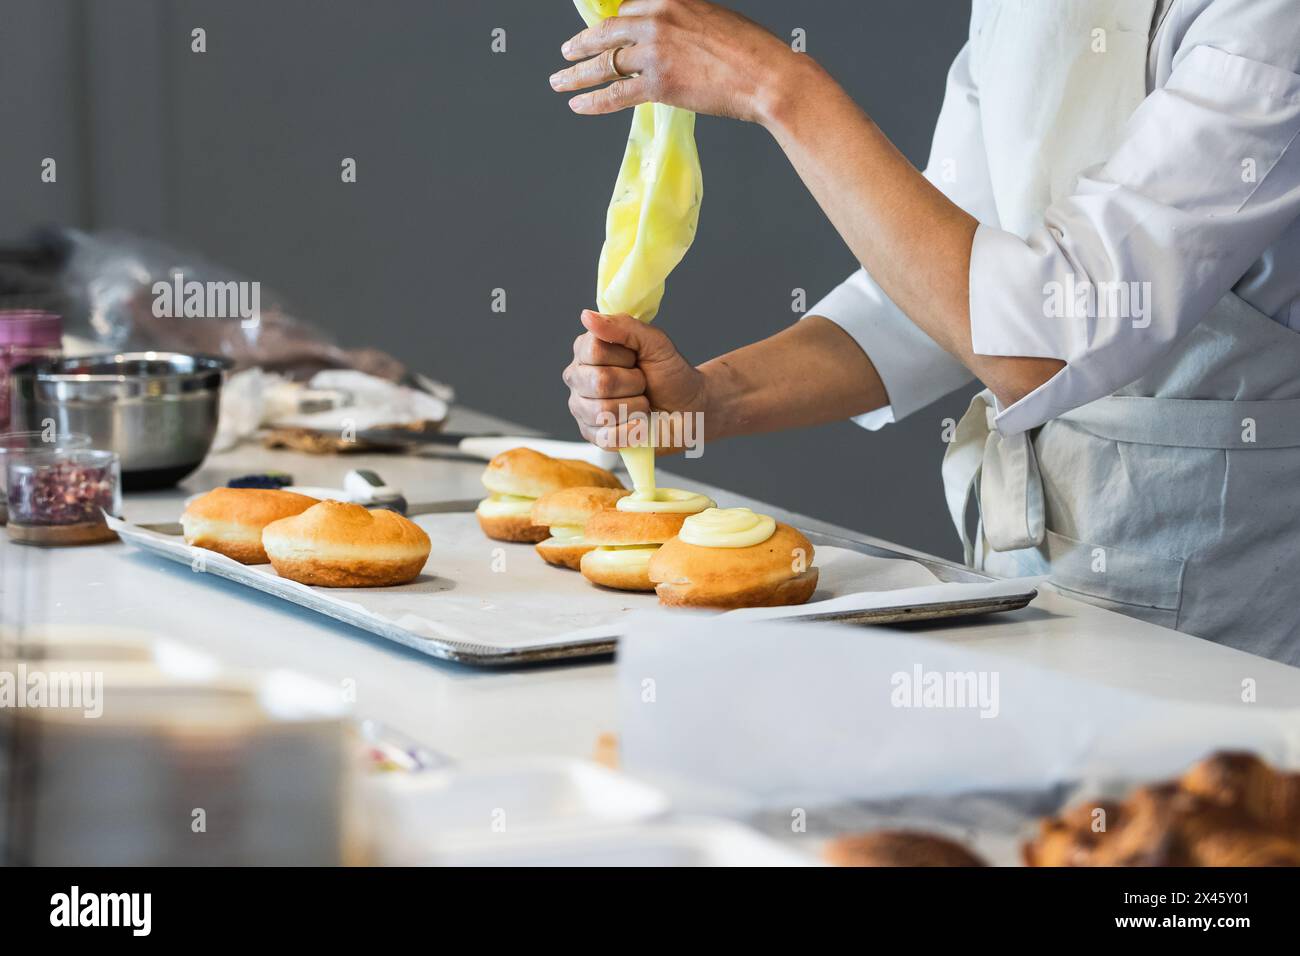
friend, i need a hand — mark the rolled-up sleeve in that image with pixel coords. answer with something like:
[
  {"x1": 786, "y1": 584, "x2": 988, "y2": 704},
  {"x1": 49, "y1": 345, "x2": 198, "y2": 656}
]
[
  {"x1": 972, "y1": 35, "x2": 1300, "y2": 434},
  {"x1": 805, "y1": 34, "x2": 994, "y2": 430}
]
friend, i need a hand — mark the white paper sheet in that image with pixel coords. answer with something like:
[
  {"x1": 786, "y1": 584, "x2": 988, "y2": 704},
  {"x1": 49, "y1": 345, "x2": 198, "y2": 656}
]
[
  {"x1": 110, "y1": 512, "x2": 1033, "y2": 655},
  {"x1": 615, "y1": 615, "x2": 1300, "y2": 810}
]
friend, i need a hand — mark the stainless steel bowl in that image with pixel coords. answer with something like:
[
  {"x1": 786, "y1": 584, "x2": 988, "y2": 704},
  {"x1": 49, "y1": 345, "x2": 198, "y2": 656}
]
[{"x1": 10, "y1": 352, "x2": 231, "y2": 489}]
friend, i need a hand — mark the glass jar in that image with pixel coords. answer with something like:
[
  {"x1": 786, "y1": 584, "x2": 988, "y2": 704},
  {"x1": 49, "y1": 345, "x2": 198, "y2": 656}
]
[
  {"x1": 0, "y1": 430, "x2": 92, "y2": 524},
  {"x1": 6, "y1": 448, "x2": 121, "y2": 545},
  {"x1": 0, "y1": 310, "x2": 63, "y2": 432}
]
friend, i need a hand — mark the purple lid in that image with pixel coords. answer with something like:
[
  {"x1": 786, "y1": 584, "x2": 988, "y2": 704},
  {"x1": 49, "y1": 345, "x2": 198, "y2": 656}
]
[{"x1": 0, "y1": 310, "x2": 62, "y2": 349}]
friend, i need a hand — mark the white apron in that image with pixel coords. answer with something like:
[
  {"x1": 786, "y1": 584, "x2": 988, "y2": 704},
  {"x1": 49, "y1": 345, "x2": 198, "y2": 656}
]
[{"x1": 943, "y1": 0, "x2": 1300, "y2": 664}]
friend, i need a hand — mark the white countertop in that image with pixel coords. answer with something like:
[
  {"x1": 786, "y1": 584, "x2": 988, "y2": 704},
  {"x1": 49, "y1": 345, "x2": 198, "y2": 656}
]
[{"x1": 5, "y1": 407, "x2": 1299, "y2": 766}]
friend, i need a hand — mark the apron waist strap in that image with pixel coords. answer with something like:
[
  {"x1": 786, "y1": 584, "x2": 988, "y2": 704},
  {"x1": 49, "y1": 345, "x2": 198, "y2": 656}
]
[
  {"x1": 942, "y1": 390, "x2": 1045, "y2": 565},
  {"x1": 1059, "y1": 395, "x2": 1300, "y2": 449},
  {"x1": 942, "y1": 388, "x2": 1300, "y2": 565}
]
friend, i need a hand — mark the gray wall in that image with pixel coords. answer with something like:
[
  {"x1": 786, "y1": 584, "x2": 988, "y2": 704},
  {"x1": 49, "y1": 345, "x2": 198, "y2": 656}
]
[{"x1": 3, "y1": 0, "x2": 976, "y2": 559}]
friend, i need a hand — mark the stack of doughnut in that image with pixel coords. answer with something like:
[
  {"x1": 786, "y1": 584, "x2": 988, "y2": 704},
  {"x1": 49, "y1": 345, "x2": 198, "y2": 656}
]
[
  {"x1": 530, "y1": 485, "x2": 630, "y2": 569},
  {"x1": 475, "y1": 448, "x2": 820, "y2": 610},
  {"x1": 579, "y1": 507, "x2": 700, "y2": 592},
  {"x1": 476, "y1": 447, "x2": 624, "y2": 543},
  {"x1": 181, "y1": 488, "x2": 430, "y2": 588}
]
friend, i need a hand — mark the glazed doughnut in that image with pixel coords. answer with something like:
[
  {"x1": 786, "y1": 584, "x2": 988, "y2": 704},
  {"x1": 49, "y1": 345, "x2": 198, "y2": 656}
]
[
  {"x1": 181, "y1": 487, "x2": 320, "y2": 564},
  {"x1": 530, "y1": 486, "x2": 631, "y2": 570},
  {"x1": 477, "y1": 447, "x2": 623, "y2": 543},
  {"x1": 263, "y1": 500, "x2": 431, "y2": 587}
]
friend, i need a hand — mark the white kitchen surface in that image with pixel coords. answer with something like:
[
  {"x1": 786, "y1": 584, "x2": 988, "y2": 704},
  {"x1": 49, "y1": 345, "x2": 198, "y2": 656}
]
[{"x1": 4, "y1": 405, "x2": 1299, "y2": 767}]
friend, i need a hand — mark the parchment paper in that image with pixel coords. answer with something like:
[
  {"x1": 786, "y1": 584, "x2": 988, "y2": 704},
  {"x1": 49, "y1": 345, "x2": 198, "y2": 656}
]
[
  {"x1": 110, "y1": 512, "x2": 1032, "y2": 653},
  {"x1": 615, "y1": 614, "x2": 1300, "y2": 811}
]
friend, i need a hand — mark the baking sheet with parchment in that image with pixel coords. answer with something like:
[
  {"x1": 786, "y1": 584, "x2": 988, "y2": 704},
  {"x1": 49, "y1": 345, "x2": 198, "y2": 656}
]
[{"x1": 110, "y1": 512, "x2": 1034, "y2": 658}]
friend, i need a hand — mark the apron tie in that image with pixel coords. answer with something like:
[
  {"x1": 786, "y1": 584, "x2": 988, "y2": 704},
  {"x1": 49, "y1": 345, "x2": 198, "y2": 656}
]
[{"x1": 942, "y1": 389, "x2": 1045, "y2": 566}]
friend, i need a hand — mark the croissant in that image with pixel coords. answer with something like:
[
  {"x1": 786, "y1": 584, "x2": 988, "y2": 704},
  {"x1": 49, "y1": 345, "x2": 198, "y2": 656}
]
[
  {"x1": 1024, "y1": 752, "x2": 1300, "y2": 868},
  {"x1": 1178, "y1": 751, "x2": 1300, "y2": 832}
]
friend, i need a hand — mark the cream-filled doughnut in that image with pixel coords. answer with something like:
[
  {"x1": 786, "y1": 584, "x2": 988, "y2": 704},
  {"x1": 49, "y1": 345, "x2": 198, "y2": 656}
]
[
  {"x1": 616, "y1": 486, "x2": 715, "y2": 514},
  {"x1": 649, "y1": 508, "x2": 818, "y2": 609},
  {"x1": 678, "y1": 506, "x2": 777, "y2": 547},
  {"x1": 263, "y1": 500, "x2": 431, "y2": 587},
  {"x1": 181, "y1": 487, "x2": 320, "y2": 564},
  {"x1": 530, "y1": 485, "x2": 631, "y2": 569},
  {"x1": 579, "y1": 496, "x2": 713, "y2": 592},
  {"x1": 476, "y1": 447, "x2": 623, "y2": 543}
]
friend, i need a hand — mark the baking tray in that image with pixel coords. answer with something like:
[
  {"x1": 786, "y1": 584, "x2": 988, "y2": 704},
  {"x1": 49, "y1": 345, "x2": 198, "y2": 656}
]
[{"x1": 108, "y1": 510, "x2": 1036, "y2": 667}]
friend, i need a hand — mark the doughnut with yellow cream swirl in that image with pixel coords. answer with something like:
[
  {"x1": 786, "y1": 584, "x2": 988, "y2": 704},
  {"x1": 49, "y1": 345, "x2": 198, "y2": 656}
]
[
  {"x1": 649, "y1": 519, "x2": 819, "y2": 610},
  {"x1": 679, "y1": 507, "x2": 776, "y2": 548}
]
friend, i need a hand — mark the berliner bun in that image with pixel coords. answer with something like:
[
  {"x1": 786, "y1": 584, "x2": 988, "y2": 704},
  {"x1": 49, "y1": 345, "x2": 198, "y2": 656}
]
[
  {"x1": 582, "y1": 509, "x2": 690, "y2": 547},
  {"x1": 531, "y1": 486, "x2": 630, "y2": 570},
  {"x1": 482, "y1": 448, "x2": 622, "y2": 498},
  {"x1": 579, "y1": 510, "x2": 691, "y2": 592},
  {"x1": 263, "y1": 500, "x2": 431, "y2": 587},
  {"x1": 476, "y1": 504, "x2": 550, "y2": 544},
  {"x1": 181, "y1": 487, "x2": 320, "y2": 564},
  {"x1": 648, "y1": 523, "x2": 818, "y2": 610},
  {"x1": 477, "y1": 448, "x2": 623, "y2": 543}
]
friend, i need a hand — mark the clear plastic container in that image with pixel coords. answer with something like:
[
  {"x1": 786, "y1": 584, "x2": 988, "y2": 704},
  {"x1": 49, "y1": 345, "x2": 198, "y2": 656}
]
[
  {"x1": 0, "y1": 310, "x2": 62, "y2": 431},
  {"x1": 5, "y1": 448, "x2": 120, "y2": 545},
  {"x1": 0, "y1": 430, "x2": 92, "y2": 524}
]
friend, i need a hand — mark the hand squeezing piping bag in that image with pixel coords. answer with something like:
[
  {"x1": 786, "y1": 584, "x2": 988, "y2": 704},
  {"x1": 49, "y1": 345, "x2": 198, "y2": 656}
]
[{"x1": 573, "y1": 0, "x2": 704, "y2": 505}]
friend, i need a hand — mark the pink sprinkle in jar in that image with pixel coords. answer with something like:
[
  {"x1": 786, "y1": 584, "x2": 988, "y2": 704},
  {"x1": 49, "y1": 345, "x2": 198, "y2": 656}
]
[{"x1": 6, "y1": 448, "x2": 121, "y2": 546}]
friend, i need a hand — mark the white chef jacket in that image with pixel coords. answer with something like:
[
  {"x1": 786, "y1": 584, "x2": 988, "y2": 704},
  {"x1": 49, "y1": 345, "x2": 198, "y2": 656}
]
[{"x1": 807, "y1": 0, "x2": 1300, "y2": 436}]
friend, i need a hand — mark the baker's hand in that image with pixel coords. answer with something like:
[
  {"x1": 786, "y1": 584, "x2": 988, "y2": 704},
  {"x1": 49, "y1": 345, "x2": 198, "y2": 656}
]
[
  {"x1": 564, "y1": 310, "x2": 707, "y2": 449},
  {"x1": 551, "y1": 0, "x2": 801, "y2": 123}
]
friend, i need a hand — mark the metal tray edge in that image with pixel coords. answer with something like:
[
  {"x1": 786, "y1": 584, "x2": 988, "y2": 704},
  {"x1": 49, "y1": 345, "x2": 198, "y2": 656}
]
[{"x1": 113, "y1": 520, "x2": 1036, "y2": 667}]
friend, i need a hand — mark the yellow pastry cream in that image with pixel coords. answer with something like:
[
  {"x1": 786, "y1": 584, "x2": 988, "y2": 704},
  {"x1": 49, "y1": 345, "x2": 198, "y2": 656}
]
[
  {"x1": 679, "y1": 507, "x2": 777, "y2": 548},
  {"x1": 620, "y1": 443, "x2": 657, "y2": 499},
  {"x1": 574, "y1": 0, "x2": 704, "y2": 508},
  {"x1": 588, "y1": 490, "x2": 712, "y2": 570},
  {"x1": 476, "y1": 493, "x2": 536, "y2": 517},
  {"x1": 582, "y1": 544, "x2": 660, "y2": 574},
  {"x1": 616, "y1": 487, "x2": 714, "y2": 514}
]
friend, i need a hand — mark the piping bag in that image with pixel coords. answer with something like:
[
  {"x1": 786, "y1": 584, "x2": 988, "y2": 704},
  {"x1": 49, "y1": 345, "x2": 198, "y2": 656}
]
[{"x1": 573, "y1": 0, "x2": 703, "y2": 501}]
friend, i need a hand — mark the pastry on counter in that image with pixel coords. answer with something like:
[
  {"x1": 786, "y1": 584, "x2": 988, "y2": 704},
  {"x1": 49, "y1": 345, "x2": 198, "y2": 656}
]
[
  {"x1": 579, "y1": 509, "x2": 694, "y2": 592},
  {"x1": 263, "y1": 500, "x2": 431, "y2": 587},
  {"x1": 1023, "y1": 751, "x2": 1300, "y2": 867},
  {"x1": 530, "y1": 486, "x2": 631, "y2": 569},
  {"x1": 823, "y1": 831, "x2": 988, "y2": 867},
  {"x1": 476, "y1": 448, "x2": 623, "y2": 543},
  {"x1": 578, "y1": 485, "x2": 715, "y2": 592},
  {"x1": 1179, "y1": 750, "x2": 1300, "y2": 831},
  {"x1": 181, "y1": 487, "x2": 320, "y2": 564},
  {"x1": 648, "y1": 507, "x2": 818, "y2": 609}
]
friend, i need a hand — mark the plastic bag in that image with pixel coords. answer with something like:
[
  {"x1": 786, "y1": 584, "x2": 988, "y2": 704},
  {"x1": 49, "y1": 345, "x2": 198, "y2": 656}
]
[
  {"x1": 573, "y1": 1, "x2": 706, "y2": 494},
  {"x1": 574, "y1": 2, "x2": 704, "y2": 323},
  {"x1": 53, "y1": 228, "x2": 408, "y2": 382}
]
